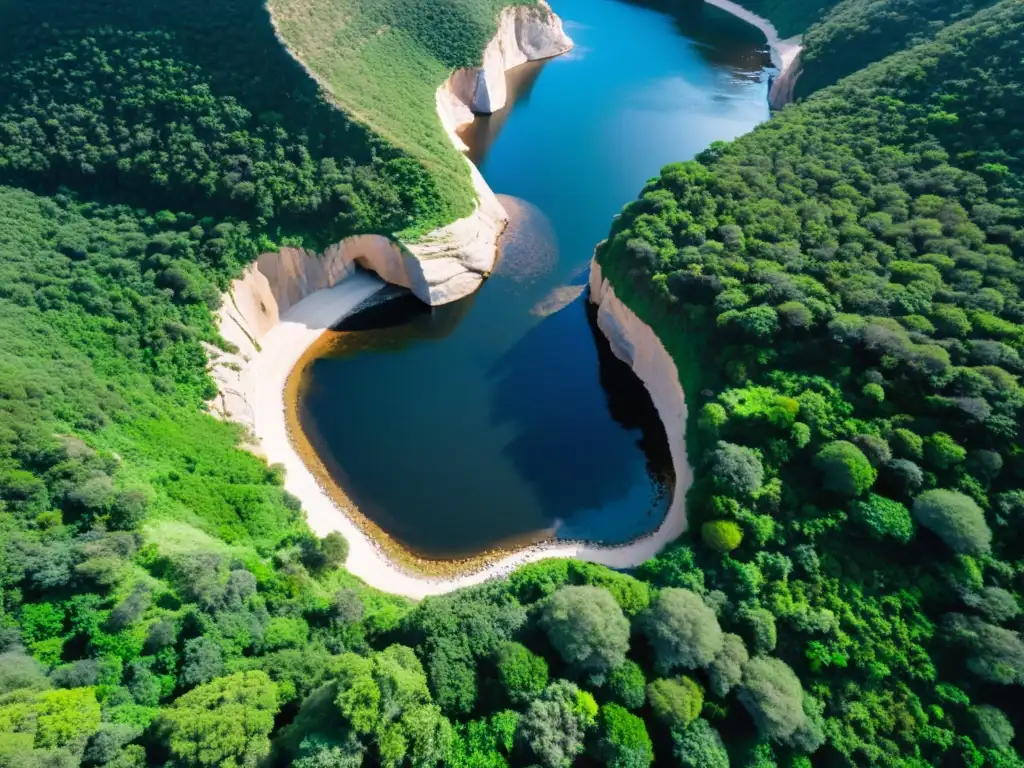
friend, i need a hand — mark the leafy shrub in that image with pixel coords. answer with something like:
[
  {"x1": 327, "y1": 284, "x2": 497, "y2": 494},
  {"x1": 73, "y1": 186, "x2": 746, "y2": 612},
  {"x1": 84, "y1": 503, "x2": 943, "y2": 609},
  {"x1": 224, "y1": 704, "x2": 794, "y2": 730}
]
[
  {"x1": 814, "y1": 441, "x2": 877, "y2": 497},
  {"x1": 701, "y1": 520, "x2": 743, "y2": 552},
  {"x1": 851, "y1": 494, "x2": 914, "y2": 542},
  {"x1": 912, "y1": 490, "x2": 992, "y2": 555}
]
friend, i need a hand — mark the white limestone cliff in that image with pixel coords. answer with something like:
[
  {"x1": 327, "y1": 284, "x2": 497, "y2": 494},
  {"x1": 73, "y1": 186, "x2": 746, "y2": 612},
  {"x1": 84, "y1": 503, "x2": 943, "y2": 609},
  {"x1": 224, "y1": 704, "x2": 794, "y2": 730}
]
[{"x1": 210, "y1": 2, "x2": 572, "y2": 427}]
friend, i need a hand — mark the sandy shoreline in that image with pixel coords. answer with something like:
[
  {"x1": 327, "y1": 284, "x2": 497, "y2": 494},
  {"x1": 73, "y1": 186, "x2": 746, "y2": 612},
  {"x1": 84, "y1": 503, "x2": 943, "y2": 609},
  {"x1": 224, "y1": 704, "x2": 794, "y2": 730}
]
[{"x1": 243, "y1": 261, "x2": 690, "y2": 599}]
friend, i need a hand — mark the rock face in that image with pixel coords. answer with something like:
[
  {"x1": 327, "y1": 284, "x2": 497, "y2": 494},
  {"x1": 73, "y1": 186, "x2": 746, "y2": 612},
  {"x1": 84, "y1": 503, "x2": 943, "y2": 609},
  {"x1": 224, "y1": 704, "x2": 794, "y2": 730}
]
[
  {"x1": 455, "y1": 2, "x2": 574, "y2": 114},
  {"x1": 768, "y1": 50, "x2": 803, "y2": 109},
  {"x1": 588, "y1": 257, "x2": 691, "y2": 545}
]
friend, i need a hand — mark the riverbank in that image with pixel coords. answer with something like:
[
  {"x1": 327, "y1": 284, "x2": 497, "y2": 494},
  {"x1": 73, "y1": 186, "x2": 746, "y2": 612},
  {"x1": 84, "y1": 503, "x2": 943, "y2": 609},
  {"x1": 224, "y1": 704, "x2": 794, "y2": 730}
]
[
  {"x1": 703, "y1": 0, "x2": 803, "y2": 107},
  {"x1": 210, "y1": 254, "x2": 691, "y2": 598}
]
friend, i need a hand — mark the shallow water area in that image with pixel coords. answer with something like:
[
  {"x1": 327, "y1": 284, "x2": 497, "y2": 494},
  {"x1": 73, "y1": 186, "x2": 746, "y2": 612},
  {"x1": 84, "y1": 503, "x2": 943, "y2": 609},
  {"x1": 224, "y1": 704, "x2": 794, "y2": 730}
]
[{"x1": 295, "y1": 0, "x2": 772, "y2": 560}]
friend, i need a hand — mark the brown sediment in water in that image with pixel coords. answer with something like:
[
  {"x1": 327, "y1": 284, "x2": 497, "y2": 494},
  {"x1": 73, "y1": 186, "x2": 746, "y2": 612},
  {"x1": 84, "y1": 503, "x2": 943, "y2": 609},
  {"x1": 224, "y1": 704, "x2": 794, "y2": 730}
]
[{"x1": 283, "y1": 327, "x2": 557, "y2": 578}]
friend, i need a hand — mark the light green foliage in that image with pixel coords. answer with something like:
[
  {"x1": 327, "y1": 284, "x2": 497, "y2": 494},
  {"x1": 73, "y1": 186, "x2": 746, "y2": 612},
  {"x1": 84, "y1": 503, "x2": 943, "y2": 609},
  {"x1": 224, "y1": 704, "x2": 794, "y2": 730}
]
[
  {"x1": 159, "y1": 671, "x2": 279, "y2": 767},
  {"x1": 891, "y1": 429, "x2": 925, "y2": 461},
  {"x1": 639, "y1": 589, "x2": 724, "y2": 674},
  {"x1": 738, "y1": 658, "x2": 823, "y2": 752},
  {"x1": 672, "y1": 719, "x2": 729, "y2": 768},
  {"x1": 924, "y1": 432, "x2": 967, "y2": 470},
  {"x1": 329, "y1": 645, "x2": 452, "y2": 766},
  {"x1": 701, "y1": 520, "x2": 744, "y2": 552},
  {"x1": 699, "y1": 403, "x2": 728, "y2": 433},
  {"x1": 517, "y1": 681, "x2": 595, "y2": 768},
  {"x1": 261, "y1": 617, "x2": 311, "y2": 652},
  {"x1": 495, "y1": 642, "x2": 548, "y2": 705},
  {"x1": 708, "y1": 633, "x2": 749, "y2": 697},
  {"x1": 971, "y1": 705, "x2": 1015, "y2": 751},
  {"x1": 18, "y1": 604, "x2": 64, "y2": 645},
  {"x1": 814, "y1": 441, "x2": 877, "y2": 497},
  {"x1": 913, "y1": 490, "x2": 992, "y2": 555},
  {"x1": 646, "y1": 677, "x2": 704, "y2": 730},
  {"x1": 0, "y1": 687, "x2": 101, "y2": 754},
  {"x1": 447, "y1": 714, "x2": 518, "y2": 768},
  {"x1": 605, "y1": 660, "x2": 646, "y2": 710},
  {"x1": 540, "y1": 586, "x2": 630, "y2": 680},
  {"x1": 595, "y1": 703, "x2": 653, "y2": 768},
  {"x1": 851, "y1": 494, "x2": 914, "y2": 542}
]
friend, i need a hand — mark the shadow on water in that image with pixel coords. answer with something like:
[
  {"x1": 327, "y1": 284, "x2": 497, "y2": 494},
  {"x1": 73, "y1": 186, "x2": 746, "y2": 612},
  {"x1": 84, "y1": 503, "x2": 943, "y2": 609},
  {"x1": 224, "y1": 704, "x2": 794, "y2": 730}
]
[{"x1": 487, "y1": 294, "x2": 672, "y2": 536}]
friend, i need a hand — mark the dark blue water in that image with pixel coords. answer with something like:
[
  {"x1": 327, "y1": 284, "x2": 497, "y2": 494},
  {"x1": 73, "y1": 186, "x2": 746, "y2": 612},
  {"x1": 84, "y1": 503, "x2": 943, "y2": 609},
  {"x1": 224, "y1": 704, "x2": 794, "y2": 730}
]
[{"x1": 298, "y1": 0, "x2": 771, "y2": 559}]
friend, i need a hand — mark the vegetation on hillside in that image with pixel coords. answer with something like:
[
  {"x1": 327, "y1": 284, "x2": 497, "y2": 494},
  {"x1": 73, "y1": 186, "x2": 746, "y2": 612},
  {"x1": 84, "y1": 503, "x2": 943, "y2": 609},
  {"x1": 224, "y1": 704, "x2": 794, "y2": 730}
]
[
  {"x1": 268, "y1": 0, "x2": 538, "y2": 235},
  {"x1": 597, "y1": 0, "x2": 1024, "y2": 763},
  {"x1": 2, "y1": 0, "x2": 1023, "y2": 764},
  {"x1": 0, "y1": 0, "x2": 468, "y2": 244},
  {"x1": 795, "y1": 0, "x2": 1000, "y2": 98}
]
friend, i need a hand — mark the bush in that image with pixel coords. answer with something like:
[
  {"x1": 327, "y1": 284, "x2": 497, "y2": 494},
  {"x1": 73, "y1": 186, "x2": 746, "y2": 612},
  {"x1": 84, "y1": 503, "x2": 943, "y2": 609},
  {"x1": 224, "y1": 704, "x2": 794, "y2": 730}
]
[
  {"x1": 912, "y1": 490, "x2": 992, "y2": 555},
  {"x1": 159, "y1": 671, "x2": 279, "y2": 767},
  {"x1": 924, "y1": 432, "x2": 967, "y2": 470},
  {"x1": 539, "y1": 587, "x2": 630, "y2": 681},
  {"x1": 180, "y1": 637, "x2": 225, "y2": 687},
  {"x1": 605, "y1": 660, "x2": 646, "y2": 710},
  {"x1": 850, "y1": 494, "x2": 914, "y2": 542},
  {"x1": 639, "y1": 589, "x2": 723, "y2": 674},
  {"x1": 647, "y1": 677, "x2": 703, "y2": 730},
  {"x1": 814, "y1": 441, "x2": 877, "y2": 497},
  {"x1": 595, "y1": 703, "x2": 653, "y2": 768},
  {"x1": 738, "y1": 657, "x2": 823, "y2": 752},
  {"x1": 708, "y1": 442, "x2": 764, "y2": 497},
  {"x1": 672, "y1": 719, "x2": 729, "y2": 768},
  {"x1": 518, "y1": 681, "x2": 595, "y2": 768},
  {"x1": 971, "y1": 705, "x2": 1014, "y2": 751},
  {"x1": 701, "y1": 520, "x2": 743, "y2": 552},
  {"x1": 708, "y1": 633, "x2": 749, "y2": 696},
  {"x1": 496, "y1": 642, "x2": 548, "y2": 705}
]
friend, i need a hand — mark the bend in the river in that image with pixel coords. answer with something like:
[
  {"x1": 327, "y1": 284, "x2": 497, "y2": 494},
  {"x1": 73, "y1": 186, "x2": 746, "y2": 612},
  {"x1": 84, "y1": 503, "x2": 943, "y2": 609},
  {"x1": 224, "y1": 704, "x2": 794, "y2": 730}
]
[{"x1": 290, "y1": 0, "x2": 774, "y2": 576}]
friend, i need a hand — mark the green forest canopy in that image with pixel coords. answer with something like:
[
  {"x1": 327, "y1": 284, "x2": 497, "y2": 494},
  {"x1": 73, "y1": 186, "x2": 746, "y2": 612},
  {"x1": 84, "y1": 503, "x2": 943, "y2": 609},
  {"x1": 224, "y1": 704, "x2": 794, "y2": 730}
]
[{"x1": 0, "y1": 0, "x2": 1023, "y2": 765}]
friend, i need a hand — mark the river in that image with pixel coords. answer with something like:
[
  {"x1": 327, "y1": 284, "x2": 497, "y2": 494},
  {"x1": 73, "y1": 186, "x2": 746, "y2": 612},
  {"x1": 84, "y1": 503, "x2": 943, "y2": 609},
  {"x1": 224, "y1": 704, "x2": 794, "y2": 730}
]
[{"x1": 294, "y1": 0, "x2": 771, "y2": 560}]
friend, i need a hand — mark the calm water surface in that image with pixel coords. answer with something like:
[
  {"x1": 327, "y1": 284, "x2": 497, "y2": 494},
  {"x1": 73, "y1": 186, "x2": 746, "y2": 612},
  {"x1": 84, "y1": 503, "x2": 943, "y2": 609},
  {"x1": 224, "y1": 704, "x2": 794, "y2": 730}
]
[{"x1": 297, "y1": 0, "x2": 771, "y2": 559}]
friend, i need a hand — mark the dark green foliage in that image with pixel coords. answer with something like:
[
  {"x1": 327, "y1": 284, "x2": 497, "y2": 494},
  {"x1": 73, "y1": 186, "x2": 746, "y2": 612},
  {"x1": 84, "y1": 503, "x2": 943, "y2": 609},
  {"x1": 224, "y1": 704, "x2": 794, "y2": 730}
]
[
  {"x1": 539, "y1": 586, "x2": 630, "y2": 681},
  {"x1": 797, "y1": 0, "x2": 999, "y2": 98},
  {"x1": 595, "y1": 703, "x2": 654, "y2": 768},
  {"x1": 912, "y1": 489, "x2": 992, "y2": 555},
  {"x1": 708, "y1": 442, "x2": 764, "y2": 497},
  {"x1": 604, "y1": 660, "x2": 646, "y2": 710},
  {"x1": 595, "y1": 1, "x2": 1024, "y2": 761},
  {"x1": 971, "y1": 705, "x2": 1015, "y2": 751}
]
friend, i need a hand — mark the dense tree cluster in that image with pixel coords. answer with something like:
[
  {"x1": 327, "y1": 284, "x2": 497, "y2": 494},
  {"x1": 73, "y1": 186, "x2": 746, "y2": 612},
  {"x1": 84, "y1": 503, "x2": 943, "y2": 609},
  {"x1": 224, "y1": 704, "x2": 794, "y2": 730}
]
[
  {"x1": 796, "y1": 0, "x2": 999, "y2": 98},
  {"x1": 1, "y1": 0, "x2": 1023, "y2": 763},
  {"x1": 596, "y1": 0, "x2": 1024, "y2": 763}
]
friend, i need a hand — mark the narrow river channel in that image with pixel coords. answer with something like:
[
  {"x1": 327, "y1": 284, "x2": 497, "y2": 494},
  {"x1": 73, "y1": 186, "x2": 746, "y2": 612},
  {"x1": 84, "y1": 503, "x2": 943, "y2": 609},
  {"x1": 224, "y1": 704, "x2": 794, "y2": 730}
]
[{"x1": 294, "y1": 0, "x2": 772, "y2": 560}]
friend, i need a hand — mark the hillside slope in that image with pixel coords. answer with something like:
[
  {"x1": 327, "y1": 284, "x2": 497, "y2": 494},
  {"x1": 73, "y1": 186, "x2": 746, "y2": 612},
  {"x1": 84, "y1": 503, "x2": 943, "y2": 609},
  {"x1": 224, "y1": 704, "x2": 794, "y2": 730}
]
[{"x1": 598, "y1": 0, "x2": 1024, "y2": 763}]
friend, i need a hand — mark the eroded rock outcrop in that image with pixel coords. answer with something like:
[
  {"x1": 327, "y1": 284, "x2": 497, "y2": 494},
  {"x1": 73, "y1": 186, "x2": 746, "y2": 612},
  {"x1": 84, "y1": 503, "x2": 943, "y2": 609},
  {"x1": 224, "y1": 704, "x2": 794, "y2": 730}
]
[{"x1": 588, "y1": 257, "x2": 690, "y2": 546}]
